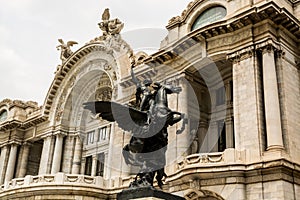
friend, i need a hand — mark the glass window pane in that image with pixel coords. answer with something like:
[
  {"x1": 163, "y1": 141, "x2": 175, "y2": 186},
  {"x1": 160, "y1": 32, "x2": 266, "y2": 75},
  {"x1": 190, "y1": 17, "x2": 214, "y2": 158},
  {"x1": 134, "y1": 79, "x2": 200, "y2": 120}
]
[{"x1": 192, "y1": 6, "x2": 227, "y2": 31}]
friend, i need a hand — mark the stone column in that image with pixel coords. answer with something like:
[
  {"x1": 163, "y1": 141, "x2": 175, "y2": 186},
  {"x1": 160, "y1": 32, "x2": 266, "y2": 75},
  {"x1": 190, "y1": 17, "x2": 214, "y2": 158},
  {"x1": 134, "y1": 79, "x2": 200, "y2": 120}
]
[
  {"x1": 230, "y1": 48, "x2": 262, "y2": 162},
  {"x1": 262, "y1": 46, "x2": 284, "y2": 150},
  {"x1": 39, "y1": 135, "x2": 53, "y2": 175},
  {"x1": 91, "y1": 155, "x2": 97, "y2": 176},
  {"x1": 106, "y1": 123, "x2": 114, "y2": 179},
  {"x1": 198, "y1": 120, "x2": 209, "y2": 153},
  {"x1": 225, "y1": 81, "x2": 232, "y2": 104},
  {"x1": 225, "y1": 81, "x2": 234, "y2": 149},
  {"x1": 176, "y1": 76, "x2": 191, "y2": 158},
  {"x1": 208, "y1": 121, "x2": 218, "y2": 152},
  {"x1": 71, "y1": 136, "x2": 83, "y2": 174},
  {"x1": 4, "y1": 144, "x2": 18, "y2": 183},
  {"x1": 103, "y1": 151, "x2": 109, "y2": 179},
  {"x1": 62, "y1": 135, "x2": 75, "y2": 174},
  {"x1": 225, "y1": 117, "x2": 234, "y2": 148},
  {"x1": 0, "y1": 145, "x2": 9, "y2": 184},
  {"x1": 80, "y1": 157, "x2": 86, "y2": 175},
  {"x1": 16, "y1": 143, "x2": 31, "y2": 178},
  {"x1": 51, "y1": 133, "x2": 64, "y2": 174}
]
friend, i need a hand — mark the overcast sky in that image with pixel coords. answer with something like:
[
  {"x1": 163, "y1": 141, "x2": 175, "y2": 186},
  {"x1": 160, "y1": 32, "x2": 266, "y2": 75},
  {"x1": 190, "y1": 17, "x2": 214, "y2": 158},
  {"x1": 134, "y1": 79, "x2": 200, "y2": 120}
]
[{"x1": 0, "y1": 0, "x2": 191, "y2": 104}]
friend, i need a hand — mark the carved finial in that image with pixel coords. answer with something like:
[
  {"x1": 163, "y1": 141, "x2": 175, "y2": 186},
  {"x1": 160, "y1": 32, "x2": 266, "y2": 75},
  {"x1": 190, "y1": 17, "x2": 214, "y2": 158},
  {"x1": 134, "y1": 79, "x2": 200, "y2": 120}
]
[
  {"x1": 56, "y1": 39, "x2": 78, "y2": 63},
  {"x1": 98, "y1": 8, "x2": 124, "y2": 39}
]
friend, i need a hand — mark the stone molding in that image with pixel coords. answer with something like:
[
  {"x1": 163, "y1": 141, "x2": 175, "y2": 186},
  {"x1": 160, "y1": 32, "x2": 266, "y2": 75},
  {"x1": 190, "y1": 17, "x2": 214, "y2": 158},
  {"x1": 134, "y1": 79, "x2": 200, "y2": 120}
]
[
  {"x1": 177, "y1": 152, "x2": 224, "y2": 170},
  {"x1": 256, "y1": 38, "x2": 281, "y2": 53},
  {"x1": 167, "y1": 1, "x2": 300, "y2": 40},
  {"x1": 0, "y1": 99, "x2": 39, "y2": 110},
  {"x1": 167, "y1": 0, "x2": 208, "y2": 29},
  {"x1": 162, "y1": 1, "x2": 300, "y2": 67},
  {"x1": 167, "y1": 158, "x2": 300, "y2": 194},
  {"x1": 45, "y1": 33, "x2": 133, "y2": 119},
  {"x1": 120, "y1": 66, "x2": 157, "y2": 88},
  {"x1": 0, "y1": 173, "x2": 132, "y2": 192},
  {"x1": 227, "y1": 38, "x2": 285, "y2": 63},
  {"x1": 227, "y1": 45, "x2": 255, "y2": 63},
  {"x1": 184, "y1": 189, "x2": 225, "y2": 200},
  {"x1": 0, "y1": 157, "x2": 299, "y2": 199}
]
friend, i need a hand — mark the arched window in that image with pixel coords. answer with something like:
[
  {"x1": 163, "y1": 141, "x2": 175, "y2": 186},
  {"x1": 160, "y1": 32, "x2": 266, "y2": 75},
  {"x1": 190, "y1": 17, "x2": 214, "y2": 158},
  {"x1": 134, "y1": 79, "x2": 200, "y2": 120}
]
[
  {"x1": 0, "y1": 110, "x2": 7, "y2": 122},
  {"x1": 191, "y1": 6, "x2": 227, "y2": 31}
]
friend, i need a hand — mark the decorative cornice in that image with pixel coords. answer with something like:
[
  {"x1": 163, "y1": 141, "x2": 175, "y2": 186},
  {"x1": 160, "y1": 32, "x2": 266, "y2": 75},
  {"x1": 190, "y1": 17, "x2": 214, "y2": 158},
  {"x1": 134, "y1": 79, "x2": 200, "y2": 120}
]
[
  {"x1": 120, "y1": 67, "x2": 157, "y2": 88},
  {"x1": 0, "y1": 115, "x2": 47, "y2": 131},
  {"x1": 149, "y1": 2, "x2": 300, "y2": 70},
  {"x1": 0, "y1": 120, "x2": 22, "y2": 132},
  {"x1": 227, "y1": 38, "x2": 285, "y2": 63},
  {"x1": 167, "y1": 0, "x2": 203, "y2": 29},
  {"x1": 167, "y1": 1, "x2": 300, "y2": 41},
  {"x1": 0, "y1": 99, "x2": 39, "y2": 110}
]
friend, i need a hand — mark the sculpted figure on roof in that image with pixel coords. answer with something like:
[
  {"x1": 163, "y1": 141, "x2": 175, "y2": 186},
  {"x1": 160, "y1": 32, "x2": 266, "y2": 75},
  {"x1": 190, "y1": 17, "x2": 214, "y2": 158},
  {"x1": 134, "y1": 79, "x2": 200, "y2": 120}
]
[
  {"x1": 56, "y1": 39, "x2": 78, "y2": 63},
  {"x1": 98, "y1": 8, "x2": 124, "y2": 39}
]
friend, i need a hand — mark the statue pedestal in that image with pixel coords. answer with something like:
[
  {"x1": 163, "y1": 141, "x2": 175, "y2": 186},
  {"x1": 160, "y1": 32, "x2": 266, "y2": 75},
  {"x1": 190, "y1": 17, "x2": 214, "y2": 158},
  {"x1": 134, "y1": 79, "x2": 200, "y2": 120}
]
[{"x1": 117, "y1": 186, "x2": 185, "y2": 200}]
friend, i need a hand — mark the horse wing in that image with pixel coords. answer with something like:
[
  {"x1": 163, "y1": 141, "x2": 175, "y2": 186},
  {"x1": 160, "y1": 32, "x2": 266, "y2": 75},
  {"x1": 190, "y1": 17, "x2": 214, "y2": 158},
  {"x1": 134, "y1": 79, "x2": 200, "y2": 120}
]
[
  {"x1": 67, "y1": 41, "x2": 78, "y2": 47},
  {"x1": 83, "y1": 101, "x2": 148, "y2": 132}
]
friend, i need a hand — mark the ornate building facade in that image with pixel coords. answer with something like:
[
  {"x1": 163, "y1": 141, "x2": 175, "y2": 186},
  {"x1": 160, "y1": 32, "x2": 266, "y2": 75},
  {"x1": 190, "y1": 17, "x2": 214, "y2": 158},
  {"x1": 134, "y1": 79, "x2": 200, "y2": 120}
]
[{"x1": 0, "y1": 0, "x2": 299, "y2": 199}]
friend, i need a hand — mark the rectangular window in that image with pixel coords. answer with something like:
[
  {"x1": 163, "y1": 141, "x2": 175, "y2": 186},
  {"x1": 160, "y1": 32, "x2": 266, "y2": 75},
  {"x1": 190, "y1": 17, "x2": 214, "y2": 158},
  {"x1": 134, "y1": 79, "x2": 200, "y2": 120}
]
[
  {"x1": 98, "y1": 127, "x2": 107, "y2": 141},
  {"x1": 216, "y1": 87, "x2": 226, "y2": 106},
  {"x1": 86, "y1": 130, "x2": 95, "y2": 144},
  {"x1": 96, "y1": 153, "x2": 105, "y2": 177}
]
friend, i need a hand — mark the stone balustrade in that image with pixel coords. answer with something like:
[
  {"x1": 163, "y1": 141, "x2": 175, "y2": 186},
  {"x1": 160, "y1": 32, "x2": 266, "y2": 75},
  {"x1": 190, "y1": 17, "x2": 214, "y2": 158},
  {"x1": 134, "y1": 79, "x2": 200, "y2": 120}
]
[
  {"x1": 0, "y1": 173, "x2": 135, "y2": 192},
  {"x1": 0, "y1": 149, "x2": 245, "y2": 192},
  {"x1": 176, "y1": 148, "x2": 246, "y2": 170}
]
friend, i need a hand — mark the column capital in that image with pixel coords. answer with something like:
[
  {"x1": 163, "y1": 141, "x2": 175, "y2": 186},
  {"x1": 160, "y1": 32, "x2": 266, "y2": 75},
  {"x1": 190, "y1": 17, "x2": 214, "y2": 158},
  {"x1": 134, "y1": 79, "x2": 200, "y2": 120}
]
[
  {"x1": 225, "y1": 116, "x2": 233, "y2": 123},
  {"x1": 22, "y1": 141, "x2": 33, "y2": 146},
  {"x1": 8, "y1": 141, "x2": 21, "y2": 146},
  {"x1": 256, "y1": 39, "x2": 281, "y2": 54},
  {"x1": 0, "y1": 143, "x2": 9, "y2": 149},
  {"x1": 41, "y1": 133, "x2": 53, "y2": 140},
  {"x1": 227, "y1": 45, "x2": 255, "y2": 64},
  {"x1": 53, "y1": 131, "x2": 67, "y2": 137}
]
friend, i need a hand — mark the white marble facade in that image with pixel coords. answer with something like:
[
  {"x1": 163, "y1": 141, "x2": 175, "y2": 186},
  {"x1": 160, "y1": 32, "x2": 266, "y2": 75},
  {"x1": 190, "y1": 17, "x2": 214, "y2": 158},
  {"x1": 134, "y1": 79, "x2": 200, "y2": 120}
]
[{"x1": 0, "y1": 0, "x2": 300, "y2": 199}]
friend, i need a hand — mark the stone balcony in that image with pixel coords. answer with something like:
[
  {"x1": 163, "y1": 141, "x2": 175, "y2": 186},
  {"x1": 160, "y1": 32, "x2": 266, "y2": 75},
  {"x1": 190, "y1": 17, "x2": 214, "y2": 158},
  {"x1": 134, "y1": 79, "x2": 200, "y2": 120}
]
[
  {"x1": 0, "y1": 173, "x2": 136, "y2": 199},
  {"x1": 0, "y1": 149, "x2": 299, "y2": 199}
]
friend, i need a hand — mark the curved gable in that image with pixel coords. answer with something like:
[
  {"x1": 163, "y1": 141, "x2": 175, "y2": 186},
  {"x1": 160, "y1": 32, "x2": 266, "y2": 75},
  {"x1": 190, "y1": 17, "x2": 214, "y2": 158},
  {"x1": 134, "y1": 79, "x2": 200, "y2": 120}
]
[
  {"x1": 167, "y1": 0, "x2": 227, "y2": 30},
  {"x1": 42, "y1": 37, "x2": 133, "y2": 125}
]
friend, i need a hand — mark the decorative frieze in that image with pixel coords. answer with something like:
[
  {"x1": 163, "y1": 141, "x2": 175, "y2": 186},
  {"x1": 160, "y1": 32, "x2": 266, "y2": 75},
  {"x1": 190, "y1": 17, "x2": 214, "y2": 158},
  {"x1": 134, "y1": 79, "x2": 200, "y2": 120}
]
[
  {"x1": 177, "y1": 152, "x2": 224, "y2": 170},
  {"x1": 208, "y1": 28, "x2": 252, "y2": 52}
]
